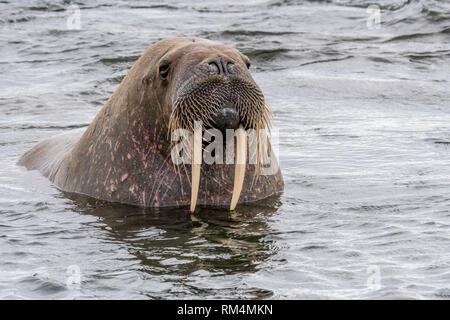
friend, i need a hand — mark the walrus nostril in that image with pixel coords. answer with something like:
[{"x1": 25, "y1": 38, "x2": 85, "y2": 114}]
[
  {"x1": 227, "y1": 62, "x2": 237, "y2": 74},
  {"x1": 208, "y1": 62, "x2": 220, "y2": 74},
  {"x1": 214, "y1": 107, "x2": 240, "y2": 131}
]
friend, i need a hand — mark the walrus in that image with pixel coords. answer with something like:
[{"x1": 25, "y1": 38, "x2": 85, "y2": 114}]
[{"x1": 18, "y1": 37, "x2": 284, "y2": 211}]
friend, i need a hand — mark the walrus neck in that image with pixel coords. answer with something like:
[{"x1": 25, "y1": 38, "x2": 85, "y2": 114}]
[{"x1": 76, "y1": 72, "x2": 172, "y2": 160}]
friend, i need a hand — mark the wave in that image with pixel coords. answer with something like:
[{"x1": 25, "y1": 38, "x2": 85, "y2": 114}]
[{"x1": 243, "y1": 48, "x2": 291, "y2": 61}]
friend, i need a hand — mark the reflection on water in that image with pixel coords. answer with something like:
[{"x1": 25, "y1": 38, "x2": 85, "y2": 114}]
[{"x1": 64, "y1": 193, "x2": 282, "y2": 299}]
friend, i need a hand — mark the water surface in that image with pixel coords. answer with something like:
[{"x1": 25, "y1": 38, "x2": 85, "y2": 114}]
[{"x1": 0, "y1": 0, "x2": 449, "y2": 299}]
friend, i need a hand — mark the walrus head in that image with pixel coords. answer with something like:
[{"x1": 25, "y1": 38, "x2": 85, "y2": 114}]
[
  {"x1": 166, "y1": 41, "x2": 270, "y2": 134},
  {"x1": 19, "y1": 37, "x2": 283, "y2": 211},
  {"x1": 140, "y1": 38, "x2": 272, "y2": 211}
]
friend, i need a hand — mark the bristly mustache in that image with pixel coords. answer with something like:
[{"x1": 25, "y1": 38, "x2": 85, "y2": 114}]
[
  {"x1": 167, "y1": 77, "x2": 272, "y2": 212},
  {"x1": 168, "y1": 78, "x2": 271, "y2": 135}
]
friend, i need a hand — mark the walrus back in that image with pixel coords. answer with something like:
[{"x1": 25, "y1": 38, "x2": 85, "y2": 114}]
[{"x1": 18, "y1": 129, "x2": 84, "y2": 181}]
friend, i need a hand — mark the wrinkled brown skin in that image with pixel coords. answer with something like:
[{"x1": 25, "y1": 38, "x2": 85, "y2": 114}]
[{"x1": 18, "y1": 37, "x2": 284, "y2": 208}]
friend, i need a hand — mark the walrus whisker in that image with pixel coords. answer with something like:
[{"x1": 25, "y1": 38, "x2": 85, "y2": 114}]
[{"x1": 169, "y1": 77, "x2": 273, "y2": 190}]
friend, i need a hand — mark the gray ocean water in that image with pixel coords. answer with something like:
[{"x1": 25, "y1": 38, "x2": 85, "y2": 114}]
[{"x1": 1, "y1": 0, "x2": 449, "y2": 299}]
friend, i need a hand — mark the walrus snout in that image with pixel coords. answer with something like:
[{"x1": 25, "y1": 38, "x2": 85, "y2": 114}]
[
  {"x1": 205, "y1": 56, "x2": 237, "y2": 76},
  {"x1": 213, "y1": 107, "x2": 240, "y2": 131}
]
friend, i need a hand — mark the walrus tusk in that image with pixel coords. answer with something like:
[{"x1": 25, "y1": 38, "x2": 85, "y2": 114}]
[
  {"x1": 190, "y1": 124, "x2": 202, "y2": 212},
  {"x1": 230, "y1": 124, "x2": 247, "y2": 211}
]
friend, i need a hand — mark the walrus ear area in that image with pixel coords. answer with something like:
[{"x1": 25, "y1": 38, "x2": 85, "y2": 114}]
[{"x1": 240, "y1": 53, "x2": 251, "y2": 69}]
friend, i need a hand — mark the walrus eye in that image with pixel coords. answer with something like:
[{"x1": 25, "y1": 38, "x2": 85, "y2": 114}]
[
  {"x1": 159, "y1": 61, "x2": 170, "y2": 79},
  {"x1": 245, "y1": 61, "x2": 251, "y2": 69}
]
